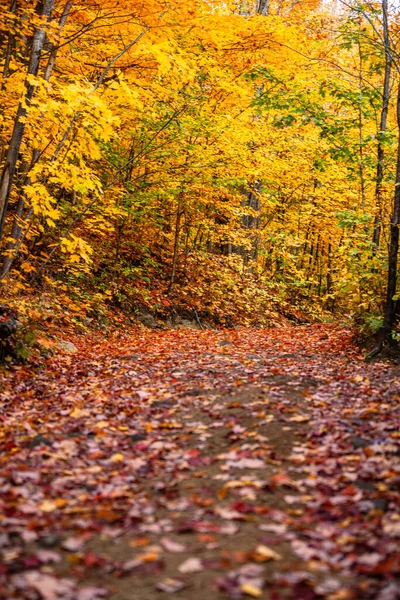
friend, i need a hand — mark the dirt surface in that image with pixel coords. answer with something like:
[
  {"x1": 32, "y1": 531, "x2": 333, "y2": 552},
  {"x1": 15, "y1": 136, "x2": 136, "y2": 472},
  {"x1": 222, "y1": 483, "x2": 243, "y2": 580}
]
[{"x1": 0, "y1": 325, "x2": 399, "y2": 600}]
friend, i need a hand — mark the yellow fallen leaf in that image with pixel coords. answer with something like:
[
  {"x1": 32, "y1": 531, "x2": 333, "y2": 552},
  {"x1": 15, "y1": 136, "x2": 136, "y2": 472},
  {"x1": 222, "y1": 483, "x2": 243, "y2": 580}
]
[
  {"x1": 328, "y1": 591, "x2": 356, "y2": 600},
  {"x1": 289, "y1": 415, "x2": 310, "y2": 423},
  {"x1": 111, "y1": 453, "x2": 124, "y2": 462},
  {"x1": 241, "y1": 583, "x2": 263, "y2": 597},
  {"x1": 225, "y1": 480, "x2": 247, "y2": 489},
  {"x1": 95, "y1": 420, "x2": 110, "y2": 429},
  {"x1": 40, "y1": 500, "x2": 58, "y2": 512},
  {"x1": 69, "y1": 407, "x2": 84, "y2": 418},
  {"x1": 375, "y1": 483, "x2": 388, "y2": 492},
  {"x1": 254, "y1": 544, "x2": 281, "y2": 561},
  {"x1": 86, "y1": 465, "x2": 102, "y2": 473}
]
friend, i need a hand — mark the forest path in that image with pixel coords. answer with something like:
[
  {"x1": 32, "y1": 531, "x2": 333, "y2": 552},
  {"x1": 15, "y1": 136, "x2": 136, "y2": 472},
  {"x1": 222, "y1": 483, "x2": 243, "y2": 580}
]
[{"x1": 0, "y1": 325, "x2": 399, "y2": 600}]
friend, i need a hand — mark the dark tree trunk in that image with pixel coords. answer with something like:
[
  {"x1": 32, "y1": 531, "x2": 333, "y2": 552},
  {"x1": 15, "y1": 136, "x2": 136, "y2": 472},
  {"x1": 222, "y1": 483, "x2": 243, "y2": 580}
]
[
  {"x1": 369, "y1": 82, "x2": 400, "y2": 357},
  {"x1": 372, "y1": 0, "x2": 391, "y2": 249},
  {"x1": 168, "y1": 195, "x2": 184, "y2": 295}
]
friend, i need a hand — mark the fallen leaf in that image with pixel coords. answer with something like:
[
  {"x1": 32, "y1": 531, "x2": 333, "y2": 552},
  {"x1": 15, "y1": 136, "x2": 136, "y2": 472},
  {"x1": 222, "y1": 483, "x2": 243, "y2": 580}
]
[
  {"x1": 178, "y1": 557, "x2": 203, "y2": 573},
  {"x1": 241, "y1": 582, "x2": 263, "y2": 598},
  {"x1": 156, "y1": 578, "x2": 187, "y2": 593},
  {"x1": 110, "y1": 453, "x2": 124, "y2": 463},
  {"x1": 160, "y1": 537, "x2": 187, "y2": 552},
  {"x1": 253, "y1": 545, "x2": 281, "y2": 562},
  {"x1": 23, "y1": 572, "x2": 75, "y2": 600},
  {"x1": 76, "y1": 587, "x2": 108, "y2": 600},
  {"x1": 40, "y1": 500, "x2": 59, "y2": 513},
  {"x1": 289, "y1": 415, "x2": 310, "y2": 423}
]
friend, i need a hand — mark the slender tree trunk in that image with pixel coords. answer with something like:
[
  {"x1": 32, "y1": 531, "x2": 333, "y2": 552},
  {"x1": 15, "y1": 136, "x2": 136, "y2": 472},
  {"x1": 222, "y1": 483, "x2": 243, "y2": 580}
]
[
  {"x1": 369, "y1": 82, "x2": 400, "y2": 357},
  {"x1": 326, "y1": 242, "x2": 333, "y2": 301},
  {"x1": 383, "y1": 84, "x2": 400, "y2": 331},
  {"x1": 357, "y1": 42, "x2": 367, "y2": 221},
  {"x1": 0, "y1": 0, "x2": 55, "y2": 240},
  {"x1": 168, "y1": 195, "x2": 184, "y2": 295},
  {"x1": 44, "y1": 1, "x2": 73, "y2": 81},
  {"x1": 373, "y1": 0, "x2": 391, "y2": 249},
  {"x1": 0, "y1": 1, "x2": 17, "y2": 163},
  {"x1": 1, "y1": 1, "x2": 17, "y2": 83},
  {"x1": 257, "y1": 0, "x2": 270, "y2": 15}
]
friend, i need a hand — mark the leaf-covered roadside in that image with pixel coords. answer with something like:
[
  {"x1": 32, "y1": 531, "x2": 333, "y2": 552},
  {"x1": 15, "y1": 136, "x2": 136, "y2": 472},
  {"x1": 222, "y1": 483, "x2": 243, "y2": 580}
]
[{"x1": 0, "y1": 325, "x2": 399, "y2": 599}]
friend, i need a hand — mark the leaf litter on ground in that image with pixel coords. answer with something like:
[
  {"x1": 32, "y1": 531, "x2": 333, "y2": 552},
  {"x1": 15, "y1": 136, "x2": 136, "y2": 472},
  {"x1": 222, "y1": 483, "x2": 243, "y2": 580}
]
[{"x1": 0, "y1": 324, "x2": 399, "y2": 599}]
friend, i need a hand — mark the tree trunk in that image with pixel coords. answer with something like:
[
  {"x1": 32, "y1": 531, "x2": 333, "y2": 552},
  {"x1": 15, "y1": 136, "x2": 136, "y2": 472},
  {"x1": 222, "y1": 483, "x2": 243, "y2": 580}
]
[
  {"x1": 0, "y1": 1, "x2": 72, "y2": 280},
  {"x1": 0, "y1": 1, "x2": 17, "y2": 163},
  {"x1": 368, "y1": 81, "x2": 400, "y2": 357},
  {"x1": 1, "y1": 1, "x2": 17, "y2": 83},
  {"x1": 168, "y1": 195, "x2": 183, "y2": 295},
  {"x1": 0, "y1": 0, "x2": 55, "y2": 240},
  {"x1": 44, "y1": 1, "x2": 73, "y2": 81},
  {"x1": 357, "y1": 42, "x2": 367, "y2": 221},
  {"x1": 372, "y1": 0, "x2": 391, "y2": 249},
  {"x1": 257, "y1": 0, "x2": 270, "y2": 15}
]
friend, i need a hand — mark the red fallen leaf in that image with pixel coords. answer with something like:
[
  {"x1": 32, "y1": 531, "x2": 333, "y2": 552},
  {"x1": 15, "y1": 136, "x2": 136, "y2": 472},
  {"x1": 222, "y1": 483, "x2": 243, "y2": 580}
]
[
  {"x1": 357, "y1": 554, "x2": 400, "y2": 575},
  {"x1": 230, "y1": 500, "x2": 256, "y2": 514},
  {"x1": 176, "y1": 520, "x2": 218, "y2": 533},
  {"x1": 82, "y1": 551, "x2": 105, "y2": 567},
  {"x1": 197, "y1": 534, "x2": 217, "y2": 543},
  {"x1": 268, "y1": 472, "x2": 297, "y2": 488},
  {"x1": 122, "y1": 555, "x2": 165, "y2": 574},
  {"x1": 19, "y1": 555, "x2": 40, "y2": 569},
  {"x1": 291, "y1": 582, "x2": 319, "y2": 599},
  {"x1": 216, "y1": 573, "x2": 241, "y2": 597}
]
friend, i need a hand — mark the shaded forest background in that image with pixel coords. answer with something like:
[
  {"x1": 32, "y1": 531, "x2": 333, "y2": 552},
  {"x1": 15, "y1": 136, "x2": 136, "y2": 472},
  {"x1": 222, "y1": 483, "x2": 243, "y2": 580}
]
[{"x1": 1, "y1": 0, "x2": 400, "y2": 355}]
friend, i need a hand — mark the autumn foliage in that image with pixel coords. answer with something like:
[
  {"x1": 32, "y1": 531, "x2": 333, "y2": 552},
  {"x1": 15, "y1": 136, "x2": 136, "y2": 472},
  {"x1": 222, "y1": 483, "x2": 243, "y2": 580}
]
[{"x1": 0, "y1": 0, "x2": 400, "y2": 340}]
